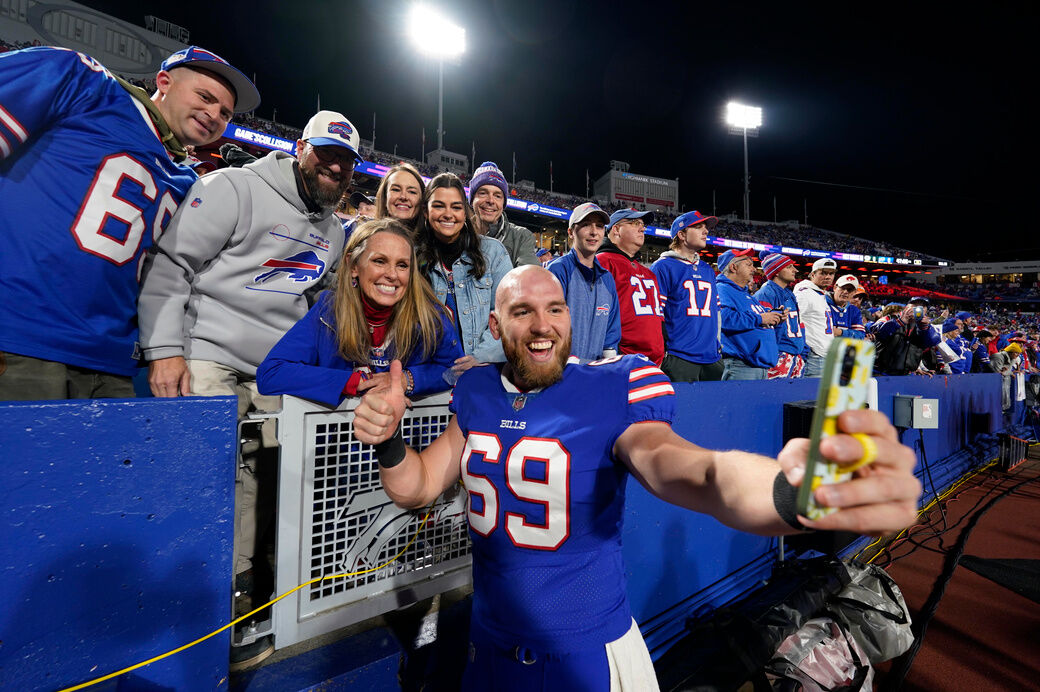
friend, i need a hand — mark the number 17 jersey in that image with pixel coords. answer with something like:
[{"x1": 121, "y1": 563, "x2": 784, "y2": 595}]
[{"x1": 449, "y1": 355, "x2": 675, "y2": 652}]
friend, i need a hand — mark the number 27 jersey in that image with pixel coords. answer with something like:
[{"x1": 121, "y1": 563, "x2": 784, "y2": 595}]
[{"x1": 449, "y1": 355, "x2": 675, "y2": 652}]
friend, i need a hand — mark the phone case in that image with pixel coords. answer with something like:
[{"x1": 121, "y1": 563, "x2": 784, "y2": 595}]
[{"x1": 796, "y1": 338, "x2": 877, "y2": 520}]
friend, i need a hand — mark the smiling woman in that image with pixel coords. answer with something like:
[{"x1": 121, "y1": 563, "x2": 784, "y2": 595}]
[
  {"x1": 415, "y1": 174, "x2": 512, "y2": 366},
  {"x1": 375, "y1": 163, "x2": 426, "y2": 234},
  {"x1": 255, "y1": 219, "x2": 463, "y2": 407}
]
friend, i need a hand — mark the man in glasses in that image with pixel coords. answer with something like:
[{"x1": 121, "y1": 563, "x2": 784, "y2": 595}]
[
  {"x1": 138, "y1": 109, "x2": 362, "y2": 670},
  {"x1": 597, "y1": 208, "x2": 665, "y2": 365}
]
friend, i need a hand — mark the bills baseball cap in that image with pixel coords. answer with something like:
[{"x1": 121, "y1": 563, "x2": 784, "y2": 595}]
[
  {"x1": 608, "y1": 208, "x2": 655, "y2": 229},
  {"x1": 811, "y1": 258, "x2": 837, "y2": 273},
  {"x1": 835, "y1": 274, "x2": 866, "y2": 294},
  {"x1": 160, "y1": 46, "x2": 260, "y2": 113},
  {"x1": 717, "y1": 248, "x2": 754, "y2": 274},
  {"x1": 670, "y1": 210, "x2": 718, "y2": 237},
  {"x1": 301, "y1": 111, "x2": 364, "y2": 164},
  {"x1": 568, "y1": 202, "x2": 610, "y2": 228}
]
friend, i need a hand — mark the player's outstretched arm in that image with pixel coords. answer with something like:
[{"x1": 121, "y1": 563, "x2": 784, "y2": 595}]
[
  {"x1": 614, "y1": 409, "x2": 920, "y2": 536},
  {"x1": 354, "y1": 360, "x2": 466, "y2": 509}
]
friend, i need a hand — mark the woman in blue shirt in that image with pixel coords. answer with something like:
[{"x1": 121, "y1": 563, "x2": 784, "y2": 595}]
[{"x1": 257, "y1": 219, "x2": 463, "y2": 407}]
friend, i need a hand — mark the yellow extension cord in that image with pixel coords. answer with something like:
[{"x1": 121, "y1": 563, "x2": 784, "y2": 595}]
[{"x1": 56, "y1": 506, "x2": 433, "y2": 692}]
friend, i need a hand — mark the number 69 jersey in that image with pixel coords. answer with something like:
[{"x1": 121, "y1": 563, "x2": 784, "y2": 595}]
[
  {"x1": 449, "y1": 355, "x2": 675, "y2": 652},
  {"x1": 0, "y1": 47, "x2": 196, "y2": 376}
]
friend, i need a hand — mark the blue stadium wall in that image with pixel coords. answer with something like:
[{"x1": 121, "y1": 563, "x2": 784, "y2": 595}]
[{"x1": 0, "y1": 375, "x2": 1005, "y2": 690}]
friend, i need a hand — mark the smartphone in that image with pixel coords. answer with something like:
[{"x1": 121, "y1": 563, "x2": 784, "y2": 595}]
[{"x1": 796, "y1": 338, "x2": 877, "y2": 520}]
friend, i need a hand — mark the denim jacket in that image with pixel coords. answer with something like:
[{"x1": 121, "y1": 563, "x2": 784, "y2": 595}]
[{"x1": 425, "y1": 235, "x2": 511, "y2": 362}]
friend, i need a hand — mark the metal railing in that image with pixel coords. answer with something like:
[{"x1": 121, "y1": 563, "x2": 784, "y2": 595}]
[{"x1": 266, "y1": 392, "x2": 471, "y2": 649}]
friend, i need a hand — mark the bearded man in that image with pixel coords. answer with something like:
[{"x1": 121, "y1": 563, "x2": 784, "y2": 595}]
[
  {"x1": 354, "y1": 265, "x2": 922, "y2": 691},
  {"x1": 138, "y1": 109, "x2": 362, "y2": 669}
]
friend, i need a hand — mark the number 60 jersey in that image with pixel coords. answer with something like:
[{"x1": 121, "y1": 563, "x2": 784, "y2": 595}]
[
  {"x1": 0, "y1": 47, "x2": 196, "y2": 376},
  {"x1": 449, "y1": 355, "x2": 675, "y2": 652}
]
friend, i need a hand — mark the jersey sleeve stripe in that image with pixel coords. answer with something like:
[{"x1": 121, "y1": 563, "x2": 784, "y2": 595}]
[
  {"x1": 567, "y1": 355, "x2": 580, "y2": 364},
  {"x1": 0, "y1": 105, "x2": 29, "y2": 143},
  {"x1": 0, "y1": 132, "x2": 11, "y2": 159},
  {"x1": 628, "y1": 383, "x2": 675, "y2": 403},
  {"x1": 629, "y1": 366, "x2": 666, "y2": 382}
]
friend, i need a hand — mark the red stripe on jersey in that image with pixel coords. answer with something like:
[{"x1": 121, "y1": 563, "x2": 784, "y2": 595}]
[
  {"x1": 629, "y1": 366, "x2": 665, "y2": 382},
  {"x1": 628, "y1": 382, "x2": 674, "y2": 403},
  {"x1": 0, "y1": 104, "x2": 28, "y2": 143}
]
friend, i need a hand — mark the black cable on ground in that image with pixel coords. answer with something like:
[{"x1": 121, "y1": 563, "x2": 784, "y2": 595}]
[
  {"x1": 916, "y1": 429, "x2": 948, "y2": 530},
  {"x1": 884, "y1": 469, "x2": 1040, "y2": 691}
]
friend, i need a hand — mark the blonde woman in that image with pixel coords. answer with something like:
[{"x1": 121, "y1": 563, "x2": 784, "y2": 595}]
[{"x1": 257, "y1": 218, "x2": 462, "y2": 406}]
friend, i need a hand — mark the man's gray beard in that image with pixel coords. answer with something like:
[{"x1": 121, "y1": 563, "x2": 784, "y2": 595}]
[
  {"x1": 301, "y1": 163, "x2": 349, "y2": 209},
  {"x1": 502, "y1": 333, "x2": 572, "y2": 389}
]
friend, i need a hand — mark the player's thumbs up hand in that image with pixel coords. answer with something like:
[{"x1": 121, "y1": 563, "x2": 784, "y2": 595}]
[{"x1": 354, "y1": 360, "x2": 408, "y2": 444}]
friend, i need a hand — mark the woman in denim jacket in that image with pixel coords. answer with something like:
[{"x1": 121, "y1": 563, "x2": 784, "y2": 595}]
[{"x1": 415, "y1": 173, "x2": 511, "y2": 377}]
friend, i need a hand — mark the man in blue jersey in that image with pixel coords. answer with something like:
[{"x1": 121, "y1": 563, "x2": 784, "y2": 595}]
[
  {"x1": 0, "y1": 45, "x2": 258, "y2": 400},
  {"x1": 354, "y1": 265, "x2": 921, "y2": 691},
  {"x1": 754, "y1": 251, "x2": 808, "y2": 378},
  {"x1": 828, "y1": 275, "x2": 867, "y2": 340},
  {"x1": 717, "y1": 249, "x2": 783, "y2": 380},
  {"x1": 547, "y1": 202, "x2": 621, "y2": 361},
  {"x1": 651, "y1": 210, "x2": 725, "y2": 381}
]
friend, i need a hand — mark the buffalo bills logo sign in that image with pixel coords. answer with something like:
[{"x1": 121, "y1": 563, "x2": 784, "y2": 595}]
[
  {"x1": 327, "y1": 121, "x2": 354, "y2": 137},
  {"x1": 254, "y1": 251, "x2": 326, "y2": 284}
]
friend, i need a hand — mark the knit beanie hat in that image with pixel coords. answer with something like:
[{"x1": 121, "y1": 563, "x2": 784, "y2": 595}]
[
  {"x1": 469, "y1": 161, "x2": 508, "y2": 202},
  {"x1": 759, "y1": 250, "x2": 795, "y2": 280}
]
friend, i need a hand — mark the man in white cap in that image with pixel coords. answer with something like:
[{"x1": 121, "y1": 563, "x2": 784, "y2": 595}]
[
  {"x1": 0, "y1": 44, "x2": 258, "y2": 400},
  {"x1": 794, "y1": 257, "x2": 838, "y2": 376},
  {"x1": 138, "y1": 109, "x2": 363, "y2": 669},
  {"x1": 828, "y1": 274, "x2": 867, "y2": 340},
  {"x1": 547, "y1": 202, "x2": 621, "y2": 361}
]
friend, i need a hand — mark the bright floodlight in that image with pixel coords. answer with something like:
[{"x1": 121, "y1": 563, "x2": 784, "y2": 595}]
[
  {"x1": 726, "y1": 102, "x2": 762, "y2": 130},
  {"x1": 409, "y1": 5, "x2": 466, "y2": 58}
]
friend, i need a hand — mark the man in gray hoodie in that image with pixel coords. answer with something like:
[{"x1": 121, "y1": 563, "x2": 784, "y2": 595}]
[
  {"x1": 138, "y1": 109, "x2": 361, "y2": 669},
  {"x1": 469, "y1": 160, "x2": 538, "y2": 267}
]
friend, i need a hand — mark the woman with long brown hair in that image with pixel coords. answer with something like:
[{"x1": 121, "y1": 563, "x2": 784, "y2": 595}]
[
  {"x1": 257, "y1": 218, "x2": 462, "y2": 406},
  {"x1": 414, "y1": 173, "x2": 511, "y2": 368}
]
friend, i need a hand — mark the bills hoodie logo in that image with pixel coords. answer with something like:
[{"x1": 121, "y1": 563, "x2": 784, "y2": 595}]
[{"x1": 254, "y1": 251, "x2": 326, "y2": 284}]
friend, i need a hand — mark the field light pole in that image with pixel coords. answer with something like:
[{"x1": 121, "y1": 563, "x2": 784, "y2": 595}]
[
  {"x1": 409, "y1": 5, "x2": 466, "y2": 152},
  {"x1": 726, "y1": 102, "x2": 762, "y2": 222}
]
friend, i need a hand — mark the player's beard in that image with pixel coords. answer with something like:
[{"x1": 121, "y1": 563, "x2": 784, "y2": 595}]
[
  {"x1": 301, "y1": 162, "x2": 350, "y2": 210},
  {"x1": 503, "y1": 332, "x2": 571, "y2": 389}
]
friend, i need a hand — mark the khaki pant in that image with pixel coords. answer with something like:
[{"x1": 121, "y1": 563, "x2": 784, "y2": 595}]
[
  {"x1": 0, "y1": 351, "x2": 135, "y2": 400},
  {"x1": 188, "y1": 360, "x2": 280, "y2": 575}
]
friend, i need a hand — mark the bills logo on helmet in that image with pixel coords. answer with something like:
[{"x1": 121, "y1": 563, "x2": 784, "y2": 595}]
[
  {"x1": 254, "y1": 251, "x2": 326, "y2": 284},
  {"x1": 327, "y1": 121, "x2": 353, "y2": 137}
]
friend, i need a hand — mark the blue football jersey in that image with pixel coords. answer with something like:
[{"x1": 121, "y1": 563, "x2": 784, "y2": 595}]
[
  {"x1": 0, "y1": 47, "x2": 196, "y2": 375},
  {"x1": 449, "y1": 355, "x2": 675, "y2": 652},
  {"x1": 650, "y1": 253, "x2": 721, "y2": 363}
]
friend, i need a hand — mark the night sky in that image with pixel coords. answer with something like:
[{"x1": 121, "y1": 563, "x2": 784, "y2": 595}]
[{"x1": 85, "y1": 0, "x2": 1034, "y2": 262}]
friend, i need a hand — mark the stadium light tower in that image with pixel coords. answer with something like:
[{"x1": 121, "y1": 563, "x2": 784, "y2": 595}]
[
  {"x1": 726, "y1": 102, "x2": 762, "y2": 221},
  {"x1": 408, "y1": 5, "x2": 466, "y2": 152}
]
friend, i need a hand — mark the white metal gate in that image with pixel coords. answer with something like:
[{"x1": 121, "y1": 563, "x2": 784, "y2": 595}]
[{"x1": 269, "y1": 392, "x2": 471, "y2": 649}]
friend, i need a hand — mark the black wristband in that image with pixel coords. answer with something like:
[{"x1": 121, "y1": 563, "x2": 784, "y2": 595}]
[
  {"x1": 773, "y1": 471, "x2": 811, "y2": 531},
  {"x1": 374, "y1": 428, "x2": 407, "y2": 468}
]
